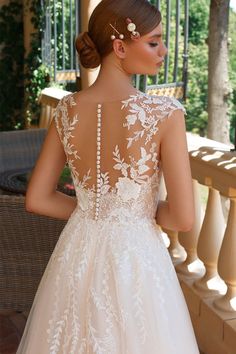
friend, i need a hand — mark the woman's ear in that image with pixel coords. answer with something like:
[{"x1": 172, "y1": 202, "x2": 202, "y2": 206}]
[{"x1": 112, "y1": 39, "x2": 127, "y2": 59}]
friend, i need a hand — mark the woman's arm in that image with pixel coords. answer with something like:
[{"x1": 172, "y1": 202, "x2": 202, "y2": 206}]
[
  {"x1": 155, "y1": 109, "x2": 194, "y2": 232},
  {"x1": 25, "y1": 120, "x2": 77, "y2": 220}
]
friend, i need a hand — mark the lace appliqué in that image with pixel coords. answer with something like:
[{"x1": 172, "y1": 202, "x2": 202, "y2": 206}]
[
  {"x1": 54, "y1": 94, "x2": 92, "y2": 189},
  {"x1": 113, "y1": 143, "x2": 158, "y2": 183},
  {"x1": 54, "y1": 93, "x2": 184, "y2": 215},
  {"x1": 123, "y1": 94, "x2": 186, "y2": 147},
  {"x1": 54, "y1": 94, "x2": 80, "y2": 160}
]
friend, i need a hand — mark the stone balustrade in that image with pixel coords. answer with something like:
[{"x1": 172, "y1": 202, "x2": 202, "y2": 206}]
[
  {"x1": 39, "y1": 87, "x2": 71, "y2": 128},
  {"x1": 166, "y1": 135, "x2": 236, "y2": 354}
]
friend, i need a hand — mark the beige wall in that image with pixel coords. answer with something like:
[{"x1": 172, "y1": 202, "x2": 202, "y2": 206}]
[
  {"x1": 0, "y1": 0, "x2": 100, "y2": 89},
  {"x1": 0, "y1": 0, "x2": 10, "y2": 6},
  {"x1": 23, "y1": 0, "x2": 35, "y2": 59}
]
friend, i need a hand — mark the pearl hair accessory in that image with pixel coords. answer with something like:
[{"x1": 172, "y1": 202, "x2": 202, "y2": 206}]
[
  {"x1": 109, "y1": 18, "x2": 140, "y2": 41},
  {"x1": 109, "y1": 23, "x2": 124, "y2": 40},
  {"x1": 126, "y1": 18, "x2": 140, "y2": 40}
]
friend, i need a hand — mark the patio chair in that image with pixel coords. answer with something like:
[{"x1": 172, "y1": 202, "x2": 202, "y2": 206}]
[
  {"x1": 0, "y1": 128, "x2": 47, "y2": 175},
  {"x1": 0, "y1": 128, "x2": 48, "y2": 195},
  {"x1": 0, "y1": 194, "x2": 66, "y2": 311},
  {"x1": 0, "y1": 128, "x2": 66, "y2": 311}
]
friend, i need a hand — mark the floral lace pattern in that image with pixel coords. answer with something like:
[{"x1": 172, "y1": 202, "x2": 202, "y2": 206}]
[
  {"x1": 54, "y1": 92, "x2": 185, "y2": 218},
  {"x1": 16, "y1": 92, "x2": 200, "y2": 354},
  {"x1": 122, "y1": 94, "x2": 185, "y2": 147},
  {"x1": 45, "y1": 215, "x2": 179, "y2": 354}
]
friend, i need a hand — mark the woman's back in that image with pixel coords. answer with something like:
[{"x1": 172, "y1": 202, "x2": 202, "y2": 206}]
[{"x1": 54, "y1": 91, "x2": 184, "y2": 222}]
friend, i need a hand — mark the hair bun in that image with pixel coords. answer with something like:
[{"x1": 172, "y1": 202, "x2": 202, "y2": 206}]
[{"x1": 75, "y1": 31, "x2": 101, "y2": 69}]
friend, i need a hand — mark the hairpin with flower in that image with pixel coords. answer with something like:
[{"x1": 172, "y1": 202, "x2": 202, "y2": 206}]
[{"x1": 109, "y1": 18, "x2": 140, "y2": 41}]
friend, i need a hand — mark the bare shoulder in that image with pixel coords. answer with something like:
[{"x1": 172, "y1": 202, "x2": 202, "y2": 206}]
[
  {"x1": 72, "y1": 90, "x2": 88, "y2": 101},
  {"x1": 151, "y1": 96, "x2": 185, "y2": 136},
  {"x1": 159, "y1": 105, "x2": 186, "y2": 140},
  {"x1": 72, "y1": 89, "x2": 98, "y2": 104}
]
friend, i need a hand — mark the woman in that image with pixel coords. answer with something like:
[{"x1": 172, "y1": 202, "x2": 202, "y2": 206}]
[{"x1": 17, "y1": 0, "x2": 199, "y2": 353}]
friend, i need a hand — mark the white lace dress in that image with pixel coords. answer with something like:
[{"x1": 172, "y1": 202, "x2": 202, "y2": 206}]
[{"x1": 17, "y1": 91, "x2": 199, "y2": 354}]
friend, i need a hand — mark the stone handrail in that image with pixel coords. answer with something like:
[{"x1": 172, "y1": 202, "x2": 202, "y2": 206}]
[
  {"x1": 166, "y1": 134, "x2": 236, "y2": 354},
  {"x1": 39, "y1": 87, "x2": 71, "y2": 128}
]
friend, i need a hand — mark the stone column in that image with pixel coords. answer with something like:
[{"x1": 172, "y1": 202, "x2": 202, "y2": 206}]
[
  {"x1": 214, "y1": 197, "x2": 236, "y2": 312},
  {"x1": 194, "y1": 187, "x2": 225, "y2": 294},
  {"x1": 176, "y1": 179, "x2": 203, "y2": 277},
  {"x1": 23, "y1": 0, "x2": 35, "y2": 60},
  {"x1": 23, "y1": 0, "x2": 36, "y2": 127},
  {"x1": 80, "y1": 0, "x2": 100, "y2": 89}
]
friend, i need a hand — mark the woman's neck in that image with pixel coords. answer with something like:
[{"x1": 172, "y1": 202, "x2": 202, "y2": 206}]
[{"x1": 84, "y1": 55, "x2": 137, "y2": 101}]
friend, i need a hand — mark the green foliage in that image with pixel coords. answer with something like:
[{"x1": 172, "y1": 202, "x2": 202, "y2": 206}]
[
  {"x1": 1, "y1": 0, "x2": 235, "y2": 139},
  {"x1": 25, "y1": 64, "x2": 51, "y2": 126},
  {"x1": 0, "y1": 0, "x2": 24, "y2": 131},
  {"x1": 49, "y1": 0, "x2": 76, "y2": 70},
  {"x1": 229, "y1": 9, "x2": 236, "y2": 144},
  {"x1": 188, "y1": 0, "x2": 209, "y2": 45},
  {"x1": 185, "y1": 41, "x2": 208, "y2": 136},
  {"x1": 186, "y1": 1, "x2": 236, "y2": 143},
  {"x1": 145, "y1": 0, "x2": 210, "y2": 137},
  {"x1": 0, "y1": 0, "x2": 53, "y2": 130},
  {"x1": 184, "y1": 0, "x2": 210, "y2": 136},
  {"x1": 142, "y1": 1, "x2": 185, "y2": 89},
  {"x1": 25, "y1": 0, "x2": 73, "y2": 126},
  {"x1": 24, "y1": 0, "x2": 50, "y2": 126}
]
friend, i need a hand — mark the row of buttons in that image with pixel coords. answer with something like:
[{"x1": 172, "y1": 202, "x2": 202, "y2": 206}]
[{"x1": 95, "y1": 104, "x2": 102, "y2": 220}]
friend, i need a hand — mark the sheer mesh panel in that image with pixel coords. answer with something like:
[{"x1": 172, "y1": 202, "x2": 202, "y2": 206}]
[{"x1": 54, "y1": 91, "x2": 185, "y2": 220}]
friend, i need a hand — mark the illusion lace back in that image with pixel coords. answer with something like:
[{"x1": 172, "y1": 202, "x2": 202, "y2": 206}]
[{"x1": 17, "y1": 92, "x2": 199, "y2": 354}]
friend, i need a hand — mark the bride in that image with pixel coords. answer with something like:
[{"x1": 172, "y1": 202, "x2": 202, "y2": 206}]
[{"x1": 17, "y1": 0, "x2": 199, "y2": 353}]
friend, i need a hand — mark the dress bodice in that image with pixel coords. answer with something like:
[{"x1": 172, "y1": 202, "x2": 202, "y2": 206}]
[{"x1": 54, "y1": 91, "x2": 185, "y2": 222}]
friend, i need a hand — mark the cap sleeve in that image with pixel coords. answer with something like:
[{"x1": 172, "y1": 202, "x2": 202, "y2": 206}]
[
  {"x1": 53, "y1": 93, "x2": 76, "y2": 145},
  {"x1": 53, "y1": 98, "x2": 64, "y2": 144},
  {"x1": 166, "y1": 96, "x2": 186, "y2": 117},
  {"x1": 146, "y1": 95, "x2": 186, "y2": 128}
]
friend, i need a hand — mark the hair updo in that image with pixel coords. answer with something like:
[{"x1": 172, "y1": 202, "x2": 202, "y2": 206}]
[
  {"x1": 75, "y1": 32, "x2": 101, "y2": 69},
  {"x1": 75, "y1": 0, "x2": 161, "y2": 69}
]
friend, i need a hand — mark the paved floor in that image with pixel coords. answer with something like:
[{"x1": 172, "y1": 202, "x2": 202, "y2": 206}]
[
  {"x1": 0, "y1": 310, "x2": 27, "y2": 354},
  {"x1": 0, "y1": 310, "x2": 205, "y2": 354}
]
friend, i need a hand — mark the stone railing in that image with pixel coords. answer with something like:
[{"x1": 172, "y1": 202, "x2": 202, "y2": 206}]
[
  {"x1": 39, "y1": 87, "x2": 71, "y2": 128},
  {"x1": 39, "y1": 88, "x2": 236, "y2": 353},
  {"x1": 165, "y1": 134, "x2": 236, "y2": 354}
]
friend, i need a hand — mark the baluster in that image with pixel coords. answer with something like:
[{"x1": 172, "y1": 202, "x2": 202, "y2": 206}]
[
  {"x1": 166, "y1": 229, "x2": 186, "y2": 265},
  {"x1": 194, "y1": 188, "x2": 225, "y2": 294},
  {"x1": 214, "y1": 197, "x2": 236, "y2": 312},
  {"x1": 158, "y1": 173, "x2": 167, "y2": 201},
  {"x1": 176, "y1": 179, "x2": 203, "y2": 277},
  {"x1": 159, "y1": 175, "x2": 186, "y2": 263}
]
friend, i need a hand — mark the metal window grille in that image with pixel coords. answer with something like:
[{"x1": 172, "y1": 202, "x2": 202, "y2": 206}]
[
  {"x1": 41, "y1": 0, "x2": 189, "y2": 100},
  {"x1": 141, "y1": 0, "x2": 189, "y2": 100},
  {"x1": 41, "y1": 0, "x2": 80, "y2": 83}
]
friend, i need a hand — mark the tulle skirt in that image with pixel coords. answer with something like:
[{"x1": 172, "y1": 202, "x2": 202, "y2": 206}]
[{"x1": 17, "y1": 211, "x2": 199, "y2": 354}]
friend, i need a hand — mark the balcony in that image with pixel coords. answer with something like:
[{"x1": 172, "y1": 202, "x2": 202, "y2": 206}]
[
  {"x1": 172, "y1": 137, "x2": 236, "y2": 354},
  {"x1": 39, "y1": 88, "x2": 236, "y2": 354},
  {"x1": 0, "y1": 88, "x2": 236, "y2": 354},
  {"x1": 41, "y1": 89, "x2": 236, "y2": 354}
]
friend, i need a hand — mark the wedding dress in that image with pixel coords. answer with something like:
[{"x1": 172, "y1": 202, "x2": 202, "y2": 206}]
[{"x1": 17, "y1": 91, "x2": 199, "y2": 354}]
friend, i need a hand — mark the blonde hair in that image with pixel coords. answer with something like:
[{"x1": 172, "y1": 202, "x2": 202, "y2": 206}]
[{"x1": 76, "y1": 0, "x2": 161, "y2": 69}]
